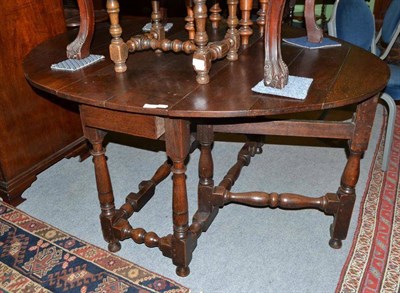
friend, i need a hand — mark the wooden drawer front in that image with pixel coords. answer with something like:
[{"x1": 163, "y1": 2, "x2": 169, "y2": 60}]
[{"x1": 80, "y1": 105, "x2": 165, "y2": 139}]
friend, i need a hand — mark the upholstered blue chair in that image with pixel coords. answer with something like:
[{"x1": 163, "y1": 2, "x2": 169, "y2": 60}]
[{"x1": 331, "y1": 0, "x2": 400, "y2": 171}]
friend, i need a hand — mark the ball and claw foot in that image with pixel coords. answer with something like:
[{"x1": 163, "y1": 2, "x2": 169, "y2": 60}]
[
  {"x1": 176, "y1": 266, "x2": 190, "y2": 277},
  {"x1": 108, "y1": 241, "x2": 121, "y2": 252},
  {"x1": 263, "y1": 60, "x2": 289, "y2": 89}
]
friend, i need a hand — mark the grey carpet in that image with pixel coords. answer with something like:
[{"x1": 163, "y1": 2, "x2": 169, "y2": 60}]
[{"x1": 18, "y1": 105, "x2": 385, "y2": 293}]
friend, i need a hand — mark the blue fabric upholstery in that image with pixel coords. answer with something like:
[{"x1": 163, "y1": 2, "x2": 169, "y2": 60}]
[
  {"x1": 336, "y1": 0, "x2": 375, "y2": 50},
  {"x1": 381, "y1": 0, "x2": 400, "y2": 44},
  {"x1": 381, "y1": 0, "x2": 400, "y2": 100},
  {"x1": 335, "y1": 0, "x2": 399, "y2": 101},
  {"x1": 386, "y1": 64, "x2": 400, "y2": 99}
]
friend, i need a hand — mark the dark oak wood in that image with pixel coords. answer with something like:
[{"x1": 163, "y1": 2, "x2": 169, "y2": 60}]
[
  {"x1": 193, "y1": 124, "x2": 218, "y2": 231},
  {"x1": 0, "y1": 0, "x2": 86, "y2": 205},
  {"x1": 80, "y1": 105, "x2": 165, "y2": 139},
  {"x1": 330, "y1": 94, "x2": 379, "y2": 248},
  {"x1": 83, "y1": 127, "x2": 121, "y2": 252},
  {"x1": 24, "y1": 18, "x2": 390, "y2": 276},
  {"x1": 213, "y1": 120, "x2": 356, "y2": 139}
]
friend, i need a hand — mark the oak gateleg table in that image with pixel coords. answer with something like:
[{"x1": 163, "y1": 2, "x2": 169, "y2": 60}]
[{"x1": 24, "y1": 18, "x2": 389, "y2": 276}]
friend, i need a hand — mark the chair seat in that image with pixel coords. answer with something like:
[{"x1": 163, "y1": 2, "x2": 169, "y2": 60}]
[{"x1": 386, "y1": 64, "x2": 400, "y2": 99}]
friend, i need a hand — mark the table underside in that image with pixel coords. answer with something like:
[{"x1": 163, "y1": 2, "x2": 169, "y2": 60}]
[{"x1": 80, "y1": 92, "x2": 378, "y2": 276}]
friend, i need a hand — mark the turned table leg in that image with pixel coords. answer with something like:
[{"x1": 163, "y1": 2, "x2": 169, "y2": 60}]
[
  {"x1": 165, "y1": 119, "x2": 195, "y2": 277},
  {"x1": 329, "y1": 95, "x2": 379, "y2": 249},
  {"x1": 84, "y1": 127, "x2": 121, "y2": 252},
  {"x1": 193, "y1": 125, "x2": 218, "y2": 231},
  {"x1": 263, "y1": 0, "x2": 288, "y2": 89}
]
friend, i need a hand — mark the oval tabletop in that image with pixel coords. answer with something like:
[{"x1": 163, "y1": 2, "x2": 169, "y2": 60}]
[{"x1": 24, "y1": 17, "x2": 390, "y2": 118}]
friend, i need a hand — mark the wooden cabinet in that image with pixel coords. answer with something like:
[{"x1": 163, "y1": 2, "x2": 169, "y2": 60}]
[{"x1": 0, "y1": 0, "x2": 87, "y2": 205}]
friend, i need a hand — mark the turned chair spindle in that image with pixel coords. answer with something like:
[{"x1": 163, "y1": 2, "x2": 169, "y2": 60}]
[
  {"x1": 210, "y1": 0, "x2": 222, "y2": 29},
  {"x1": 185, "y1": 0, "x2": 195, "y2": 40},
  {"x1": 226, "y1": 0, "x2": 240, "y2": 61},
  {"x1": 257, "y1": 0, "x2": 268, "y2": 36},
  {"x1": 239, "y1": 0, "x2": 253, "y2": 45},
  {"x1": 151, "y1": 0, "x2": 165, "y2": 42},
  {"x1": 106, "y1": 0, "x2": 128, "y2": 72}
]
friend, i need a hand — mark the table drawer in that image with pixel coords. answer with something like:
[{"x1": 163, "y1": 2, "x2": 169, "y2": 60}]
[{"x1": 80, "y1": 105, "x2": 165, "y2": 139}]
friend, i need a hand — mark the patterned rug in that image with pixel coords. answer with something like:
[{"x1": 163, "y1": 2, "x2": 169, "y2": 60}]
[
  {"x1": 336, "y1": 107, "x2": 400, "y2": 292},
  {"x1": 0, "y1": 201, "x2": 189, "y2": 293}
]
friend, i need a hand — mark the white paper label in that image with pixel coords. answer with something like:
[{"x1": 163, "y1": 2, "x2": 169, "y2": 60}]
[
  {"x1": 192, "y1": 58, "x2": 206, "y2": 71},
  {"x1": 143, "y1": 104, "x2": 168, "y2": 109}
]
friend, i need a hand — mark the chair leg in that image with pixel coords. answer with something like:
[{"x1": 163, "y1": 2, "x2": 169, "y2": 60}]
[{"x1": 380, "y1": 93, "x2": 396, "y2": 172}]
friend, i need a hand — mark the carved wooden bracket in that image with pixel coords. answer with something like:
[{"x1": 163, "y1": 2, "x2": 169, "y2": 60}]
[{"x1": 66, "y1": 0, "x2": 95, "y2": 59}]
